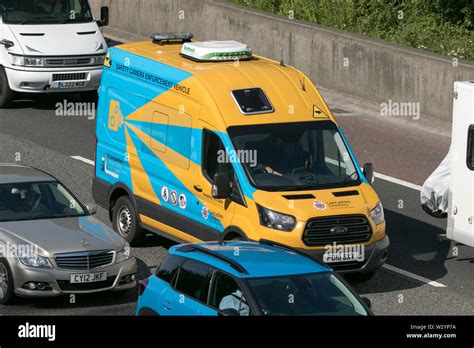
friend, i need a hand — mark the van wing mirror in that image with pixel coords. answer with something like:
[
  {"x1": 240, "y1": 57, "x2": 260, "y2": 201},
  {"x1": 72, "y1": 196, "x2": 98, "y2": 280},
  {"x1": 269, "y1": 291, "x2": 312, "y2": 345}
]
[
  {"x1": 98, "y1": 6, "x2": 109, "y2": 27},
  {"x1": 212, "y1": 172, "x2": 232, "y2": 199},
  {"x1": 0, "y1": 39, "x2": 14, "y2": 48},
  {"x1": 363, "y1": 163, "x2": 375, "y2": 185}
]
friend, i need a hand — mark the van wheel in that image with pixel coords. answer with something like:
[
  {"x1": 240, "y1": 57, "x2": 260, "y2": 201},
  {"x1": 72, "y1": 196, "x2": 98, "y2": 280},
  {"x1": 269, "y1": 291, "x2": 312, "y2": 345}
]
[
  {"x1": 0, "y1": 67, "x2": 15, "y2": 108},
  {"x1": 0, "y1": 258, "x2": 15, "y2": 305},
  {"x1": 112, "y1": 196, "x2": 144, "y2": 245}
]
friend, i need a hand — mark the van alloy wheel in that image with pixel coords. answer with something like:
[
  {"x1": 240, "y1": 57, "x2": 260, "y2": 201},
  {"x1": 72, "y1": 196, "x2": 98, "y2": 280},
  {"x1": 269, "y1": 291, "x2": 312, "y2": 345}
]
[
  {"x1": 0, "y1": 263, "x2": 9, "y2": 301},
  {"x1": 117, "y1": 206, "x2": 132, "y2": 237}
]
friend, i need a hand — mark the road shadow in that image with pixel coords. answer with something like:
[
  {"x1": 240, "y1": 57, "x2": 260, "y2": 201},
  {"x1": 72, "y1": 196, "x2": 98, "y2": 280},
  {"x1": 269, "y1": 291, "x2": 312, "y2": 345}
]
[
  {"x1": 3, "y1": 92, "x2": 98, "y2": 111},
  {"x1": 348, "y1": 208, "x2": 450, "y2": 294}
]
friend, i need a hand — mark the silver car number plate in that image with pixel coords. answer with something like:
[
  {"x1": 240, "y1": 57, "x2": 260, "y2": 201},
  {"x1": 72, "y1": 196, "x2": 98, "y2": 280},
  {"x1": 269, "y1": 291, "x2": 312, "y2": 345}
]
[{"x1": 70, "y1": 272, "x2": 107, "y2": 284}]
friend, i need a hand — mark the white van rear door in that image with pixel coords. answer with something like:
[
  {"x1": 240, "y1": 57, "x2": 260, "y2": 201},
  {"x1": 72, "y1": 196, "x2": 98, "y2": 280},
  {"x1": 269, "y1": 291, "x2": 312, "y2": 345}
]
[{"x1": 448, "y1": 81, "x2": 474, "y2": 247}]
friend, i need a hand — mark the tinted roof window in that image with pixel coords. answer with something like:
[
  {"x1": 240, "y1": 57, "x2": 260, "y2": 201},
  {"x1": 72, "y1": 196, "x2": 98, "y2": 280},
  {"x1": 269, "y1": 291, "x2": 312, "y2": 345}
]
[{"x1": 232, "y1": 88, "x2": 274, "y2": 115}]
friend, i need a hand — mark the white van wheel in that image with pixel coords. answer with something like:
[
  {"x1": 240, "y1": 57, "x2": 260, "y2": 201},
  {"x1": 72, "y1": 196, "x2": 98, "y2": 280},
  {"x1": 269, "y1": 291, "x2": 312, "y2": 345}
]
[{"x1": 0, "y1": 67, "x2": 14, "y2": 108}]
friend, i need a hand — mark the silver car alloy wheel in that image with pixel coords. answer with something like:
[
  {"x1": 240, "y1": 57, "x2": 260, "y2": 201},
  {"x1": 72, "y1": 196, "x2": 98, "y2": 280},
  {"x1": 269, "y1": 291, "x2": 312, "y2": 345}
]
[
  {"x1": 0, "y1": 263, "x2": 9, "y2": 301},
  {"x1": 117, "y1": 206, "x2": 132, "y2": 237}
]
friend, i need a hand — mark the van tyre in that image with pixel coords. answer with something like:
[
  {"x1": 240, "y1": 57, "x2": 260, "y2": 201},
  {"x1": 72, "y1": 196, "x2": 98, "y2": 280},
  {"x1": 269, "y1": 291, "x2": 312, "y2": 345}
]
[
  {"x1": 0, "y1": 67, "x2": 14, "y2": 108},
  {"x1": 112, "y1": 196, "x2": 144, "y2": 246},
  {"x1": 0, "y1": 258, "x2": 15, "y2": 305}
]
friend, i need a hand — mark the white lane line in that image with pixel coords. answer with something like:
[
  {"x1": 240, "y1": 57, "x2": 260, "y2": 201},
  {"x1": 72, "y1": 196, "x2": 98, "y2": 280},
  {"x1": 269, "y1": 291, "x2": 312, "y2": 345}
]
[
  {"x1": 70, "y1": 155, "x2": 442, "y2": 287},
  {"x1": 382, "y1": 264, "x2": 446, "y2": 288},
  {"x1": 71, "y1": 155, "x2": 95, "y2": 166},
  {"x1": 374, "y1": 172, "x2": 423, "y2": 191}
]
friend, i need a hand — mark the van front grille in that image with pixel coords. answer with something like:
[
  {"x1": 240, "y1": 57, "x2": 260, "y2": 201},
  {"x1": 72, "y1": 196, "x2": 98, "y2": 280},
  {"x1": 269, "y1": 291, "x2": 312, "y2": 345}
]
[
  {"x1": 54, "y1": 250, "x2": 114, "y2": 270},
  {"x1": 45, "y1": 56, "x2": 95, "y2": 66},
  {"x1": 303, "y1": 215, "x2": 372, "y2": 247},
  {"x1": 52, "y1": 73, "x2": 88, "y2": 81}
]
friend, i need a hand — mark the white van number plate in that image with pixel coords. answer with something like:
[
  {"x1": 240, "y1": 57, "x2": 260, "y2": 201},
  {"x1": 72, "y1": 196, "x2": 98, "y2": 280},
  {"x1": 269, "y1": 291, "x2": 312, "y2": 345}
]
[
  {"x1": 70, "y1": 272, "x2": 107, "y2": 284},
  {"x1": 51, "y1": 81, "x2": 87, "y2": 89}
]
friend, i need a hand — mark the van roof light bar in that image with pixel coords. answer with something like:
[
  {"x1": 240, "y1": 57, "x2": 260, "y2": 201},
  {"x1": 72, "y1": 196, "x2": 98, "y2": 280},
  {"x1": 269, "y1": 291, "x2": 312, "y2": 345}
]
[
  {"x1": 151, "y1": 32, "x2": 193, "y2": 45},
  {"x1": 177, "y1": 244, "x2": 249, "y2": 275}
]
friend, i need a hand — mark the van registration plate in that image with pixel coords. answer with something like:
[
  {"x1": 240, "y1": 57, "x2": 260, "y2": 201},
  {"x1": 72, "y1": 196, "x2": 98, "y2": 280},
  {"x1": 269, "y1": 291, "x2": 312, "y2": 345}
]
[
  {"x1": 323, "y1": 251, "x2": 361, "y2": 263},
  {"x1": 51, "y1": 81, "x2": 87, "y2": 89}
]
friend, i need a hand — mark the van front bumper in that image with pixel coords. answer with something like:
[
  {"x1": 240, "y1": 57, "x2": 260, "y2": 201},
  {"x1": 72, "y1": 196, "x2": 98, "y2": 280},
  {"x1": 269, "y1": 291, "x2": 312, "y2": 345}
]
[
  {"x1": 10, "y1": 256, "x2": 137, "y2": 298},
  {"x1": 298, "y1": 235, "x2": 390, "y2": 275},
  {"x1": 5, "y1": 66, "x2": 102, "y2": 93}
]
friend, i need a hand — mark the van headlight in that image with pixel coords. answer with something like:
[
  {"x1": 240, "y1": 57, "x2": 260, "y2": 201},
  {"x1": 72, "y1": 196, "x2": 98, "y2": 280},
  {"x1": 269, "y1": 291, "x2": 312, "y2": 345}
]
[
  {"x1": 11, "y1": 54, "x2": 45, "y2": 67},
  {"x1": 17, "y1": 250, "x2": 52, "y2": 268},
  {"x1": 257, "y1": 204, "x2": 296, "y2": 232},
  {"x1": 370, "y1": 202, "x2": 385, "y2": 225},
  {"x1": 116, "y1": 243, "x2": 131, "y2": 263},
  {"x1": 94, "y1": 55, "x2": 106, "y2": 65}
]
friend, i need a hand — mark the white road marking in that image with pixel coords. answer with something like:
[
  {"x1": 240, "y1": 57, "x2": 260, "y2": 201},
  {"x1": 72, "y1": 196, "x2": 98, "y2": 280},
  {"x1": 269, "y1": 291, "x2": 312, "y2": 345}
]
[
  {"x1": 374, "y1": 172, "x2": 423, "y2": 191},
  {"x1": 71, "y1": 155, "x2": 95, "y2": 166},
  {"x1": 382, "y1": 264, "x2": 447, "y2": 288},
  {"x1": 70, "y1": 155, "x2": 443, "y2": 287}
]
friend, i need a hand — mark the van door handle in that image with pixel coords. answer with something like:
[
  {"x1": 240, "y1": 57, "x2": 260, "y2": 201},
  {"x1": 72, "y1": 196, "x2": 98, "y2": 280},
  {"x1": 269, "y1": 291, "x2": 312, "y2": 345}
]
[{"x1": 193, "y1": 185, "x2": 203, "y2": 192}]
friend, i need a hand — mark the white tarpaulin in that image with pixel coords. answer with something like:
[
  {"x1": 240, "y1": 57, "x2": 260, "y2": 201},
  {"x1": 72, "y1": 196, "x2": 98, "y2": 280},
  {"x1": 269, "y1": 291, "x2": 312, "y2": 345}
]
[{"x1": 420, "y1": 150, "x2": 450, "y2": 218}]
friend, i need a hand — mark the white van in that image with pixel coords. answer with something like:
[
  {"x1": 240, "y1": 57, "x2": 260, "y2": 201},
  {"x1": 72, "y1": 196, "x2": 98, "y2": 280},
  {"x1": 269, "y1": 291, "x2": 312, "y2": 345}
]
[
  {"x1": 0, "y1": 0, "x2": 109, "y2": 107},
  {"x1": 422, "y1": 81, "x2": 474, "y2": 246},
  {"x1": 447, "y1": 81, "x2": 474, "y2": 247}
]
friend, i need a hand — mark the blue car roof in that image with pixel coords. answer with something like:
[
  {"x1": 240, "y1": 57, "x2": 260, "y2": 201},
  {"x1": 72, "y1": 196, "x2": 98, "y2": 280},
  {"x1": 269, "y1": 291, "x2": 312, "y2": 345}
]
[{"x1": 169, "y1": 241, "x2": 330, "y2": 278}]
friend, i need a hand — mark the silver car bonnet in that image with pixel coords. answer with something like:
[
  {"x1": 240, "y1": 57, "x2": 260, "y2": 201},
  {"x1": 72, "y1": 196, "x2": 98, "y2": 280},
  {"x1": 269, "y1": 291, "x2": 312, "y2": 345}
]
[{"x1": 0, "y1": 216, "x2": 125, "y2": 257}]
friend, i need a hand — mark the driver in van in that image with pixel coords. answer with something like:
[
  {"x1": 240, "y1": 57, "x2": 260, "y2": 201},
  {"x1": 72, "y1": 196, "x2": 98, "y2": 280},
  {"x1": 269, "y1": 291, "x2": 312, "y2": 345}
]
[{"x1": 251, "y1": 133, "x2": 310, "y2": 176}]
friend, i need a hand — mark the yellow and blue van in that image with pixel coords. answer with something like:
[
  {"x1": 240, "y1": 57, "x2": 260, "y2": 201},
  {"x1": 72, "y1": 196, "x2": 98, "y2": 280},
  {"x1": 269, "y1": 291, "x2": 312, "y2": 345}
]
[{"x1": 93, "y1": 33, "x2": 389, "y2": 279}]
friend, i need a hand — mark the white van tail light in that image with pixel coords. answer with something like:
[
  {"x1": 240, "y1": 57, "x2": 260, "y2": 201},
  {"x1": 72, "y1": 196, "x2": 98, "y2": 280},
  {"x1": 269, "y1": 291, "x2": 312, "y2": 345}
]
[{"x1": 181, "y1": 41, "x2": 252, "y2": 62}]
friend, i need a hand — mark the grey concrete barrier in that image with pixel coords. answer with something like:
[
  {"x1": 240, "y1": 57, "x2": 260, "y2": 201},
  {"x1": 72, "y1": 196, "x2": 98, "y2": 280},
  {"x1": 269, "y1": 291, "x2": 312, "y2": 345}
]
[{"x1": 90, "y1": 0, "x2": 474, "y2": 123}]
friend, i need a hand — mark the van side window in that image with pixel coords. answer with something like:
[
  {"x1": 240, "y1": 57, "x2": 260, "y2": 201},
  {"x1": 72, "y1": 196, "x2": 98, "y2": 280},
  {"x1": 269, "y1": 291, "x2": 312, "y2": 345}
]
[
  {"x1": 468, "y1": 125, "x2": 474, "y2": 171},
  {"x1": 202, "y1": 130, "x2": 234, "y2": 182},
  {"x1": 156, "y1": 255, "x2": 183, "y2": 284},
  {"x1": 174, "y1": 260, "x2": 212, "y2": 303}
]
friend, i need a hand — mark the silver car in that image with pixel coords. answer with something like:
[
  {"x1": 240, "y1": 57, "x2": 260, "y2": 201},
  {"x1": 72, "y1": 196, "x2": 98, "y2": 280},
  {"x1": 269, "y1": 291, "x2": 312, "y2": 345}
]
[{"x1": 0, "y1": 164, "x2": 137, "y2": 304}]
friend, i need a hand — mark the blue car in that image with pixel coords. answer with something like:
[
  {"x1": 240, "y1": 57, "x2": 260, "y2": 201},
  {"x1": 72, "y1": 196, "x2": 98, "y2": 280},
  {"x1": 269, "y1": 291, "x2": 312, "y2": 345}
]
[{"x1": 136, "y1": 240, "x2": 373, "y2": 316}]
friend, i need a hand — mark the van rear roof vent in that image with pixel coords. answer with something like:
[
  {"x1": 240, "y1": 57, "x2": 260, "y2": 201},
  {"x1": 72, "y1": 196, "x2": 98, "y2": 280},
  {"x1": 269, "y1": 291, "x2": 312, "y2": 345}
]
[{"x1": 181, "y1": 41, "x2": 252, "y2": 62}]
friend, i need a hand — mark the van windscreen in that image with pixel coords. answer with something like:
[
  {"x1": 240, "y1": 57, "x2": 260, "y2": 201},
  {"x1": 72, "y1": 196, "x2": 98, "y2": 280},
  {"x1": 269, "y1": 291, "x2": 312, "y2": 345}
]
[
  {"x1": 0, "y1": 0, "x2": 94, "y2": 24},
  {"x1": 227, "y1": 121, "x2": 360, "y2": 192},
  {"x1": 232, "y1": 88, "x2": 274, "y2": 115}
]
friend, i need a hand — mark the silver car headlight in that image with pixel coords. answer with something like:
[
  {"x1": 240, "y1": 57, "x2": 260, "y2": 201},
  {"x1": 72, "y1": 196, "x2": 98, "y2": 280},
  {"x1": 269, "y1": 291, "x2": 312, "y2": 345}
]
[
  {"x1": 116, "y1": 243, "x2": 131, "y2": 263},
  {"x1": 17, "y1": 250, "x2": 52, "y2": 268},
  {"x1": 257, "y1": 204, "x2": 296, "y2": 232},
  {"x1": 370, "y1": 202, "x2": 385, "y2": 225},
  {"x1": 11, "y1": 54, "x2": 45, "y2": 67}
]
